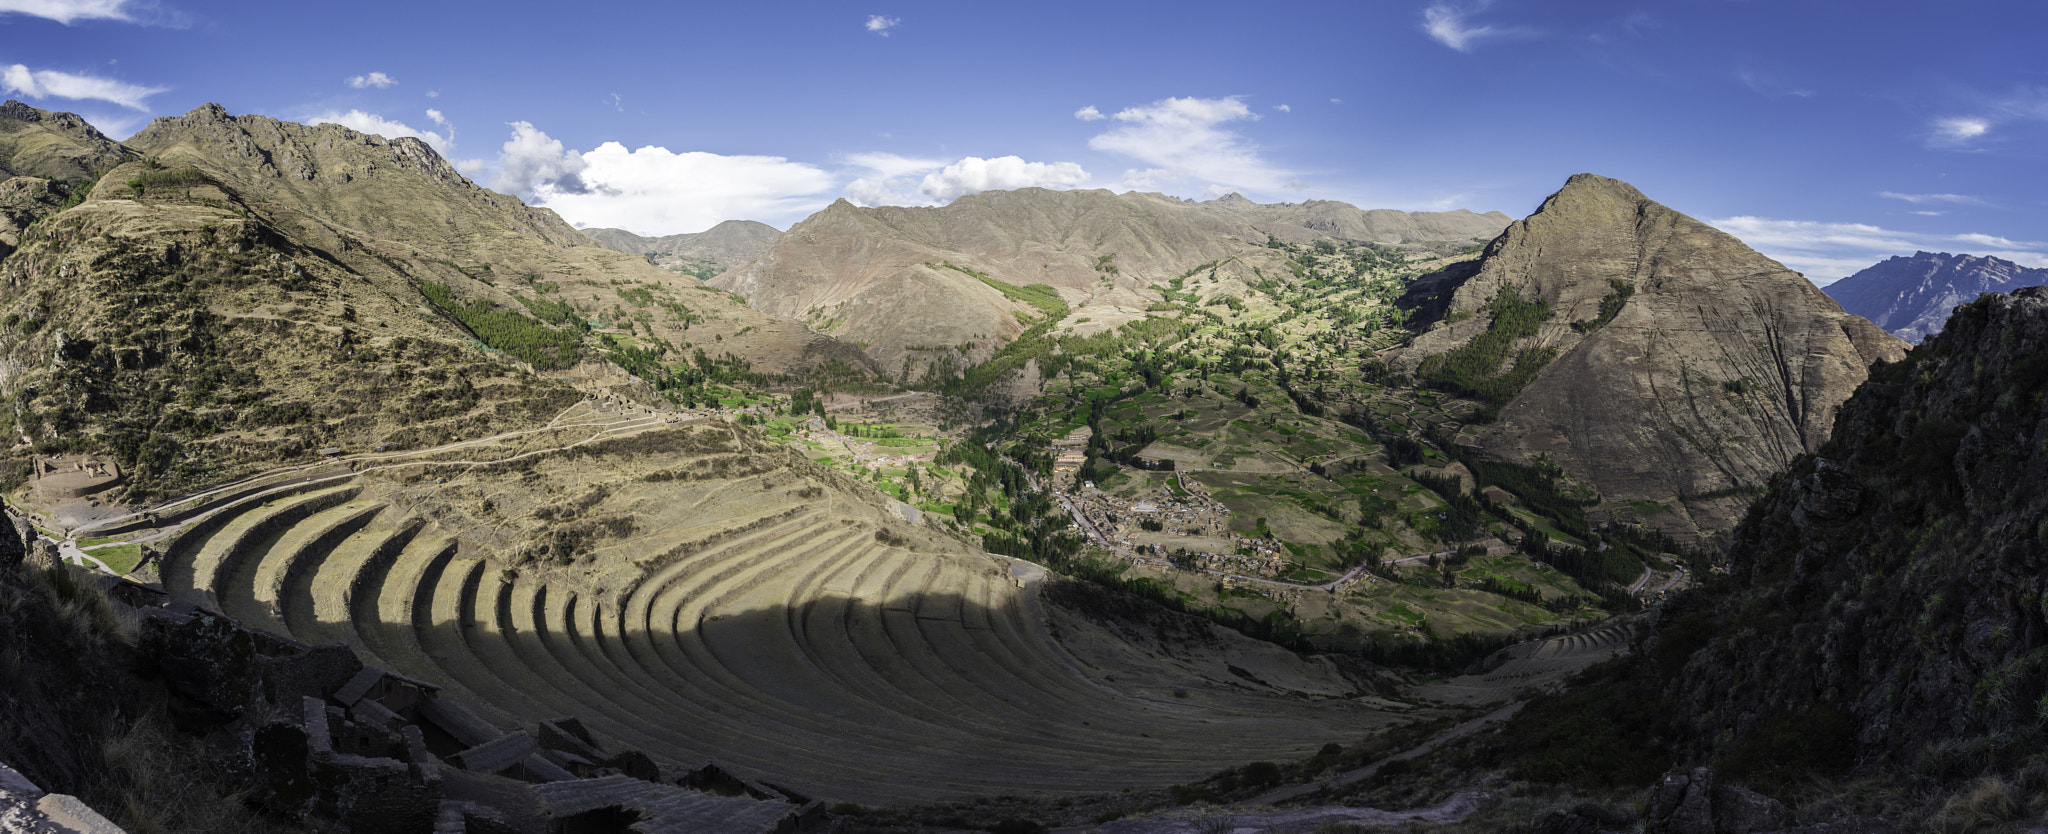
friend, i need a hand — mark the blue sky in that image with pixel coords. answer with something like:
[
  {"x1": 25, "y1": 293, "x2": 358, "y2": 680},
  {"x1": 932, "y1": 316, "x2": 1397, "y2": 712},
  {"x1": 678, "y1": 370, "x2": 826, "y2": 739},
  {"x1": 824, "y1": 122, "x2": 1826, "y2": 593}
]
[{"x1": 3, "y1": 0, "x2": 2045, "y2": 283}]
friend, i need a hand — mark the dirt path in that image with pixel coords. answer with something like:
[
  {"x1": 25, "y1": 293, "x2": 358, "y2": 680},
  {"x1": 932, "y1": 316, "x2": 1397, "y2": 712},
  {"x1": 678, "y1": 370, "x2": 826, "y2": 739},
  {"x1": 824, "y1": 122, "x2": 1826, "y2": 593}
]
[
  {"x1": 1246, "y1": 701, "x2": 1523, "y2": 806},
  {"x1": 1087, "y1": 789, "x2": 1492, "y2": 833}
]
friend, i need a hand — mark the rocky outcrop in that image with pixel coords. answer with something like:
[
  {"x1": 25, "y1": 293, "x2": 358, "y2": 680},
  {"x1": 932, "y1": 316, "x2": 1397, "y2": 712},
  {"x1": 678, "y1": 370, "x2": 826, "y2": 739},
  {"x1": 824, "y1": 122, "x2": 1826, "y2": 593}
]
[
  {"x1": 1660, "y1": 287, "x2": 2048, "y2": 773},
  {"x1": 0, "y1": 100, "x2": 135, "y2": 182},
  {"x1": 1394, "y1": 174, "x2": 1906, "y2": 537},
  {"x1": 1823, "y1": 250, "x2": 2048, "y2": 343},
  {"x1": 1648, "y1": 768, "x2": 1793, "y2": 834},
  {"x1": 125, "y1": 103, "x2": 584, "y2": 247}
]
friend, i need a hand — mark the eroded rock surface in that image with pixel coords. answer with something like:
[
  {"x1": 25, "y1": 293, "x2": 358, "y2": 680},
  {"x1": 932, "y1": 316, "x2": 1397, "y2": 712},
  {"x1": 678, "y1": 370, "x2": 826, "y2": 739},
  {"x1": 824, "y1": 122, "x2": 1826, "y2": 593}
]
[{"x1": 1395, "y1": 173, "x2": 1906, "y2": 537}]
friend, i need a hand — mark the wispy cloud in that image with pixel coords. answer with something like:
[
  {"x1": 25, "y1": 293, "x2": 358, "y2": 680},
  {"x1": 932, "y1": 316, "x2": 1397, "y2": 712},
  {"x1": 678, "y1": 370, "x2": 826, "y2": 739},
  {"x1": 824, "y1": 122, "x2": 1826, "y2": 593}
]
[
  {"x1": 347, "y1": 71, "x2": 396, "y2": 89},
  {"x1": 1711, "y1": 215, "x2": 2048, "y2": 284},
  {"x1": 1086, "y1": 95, "x2": 1298, "y2": 196},
  {"x1": 1423, "y1": 1, "x2": 1533, "y2": 52},
  {"x1": 1, "y1": 63, "x2": 164, "y2": 110},
  {"x1": 490, "y1": 122, "x2": 836, "y2": 234},
  {"x1": 1073, "y1": 105, "x2": 1104, "y2": 121},
  {"x1": 864, "y1": 14, "x2": 898, "y2": 36},
  {"x1": 1930, "y1": 116, "x2": 1991, "y2": 147},
  {"x1": 1878, "y1": 191, "x2": 1988, "y2": 207},
  {"x1": 307, "y1": 109, "x2": 452, "y2": 153},
  {"x1": 1738, "y1": 69, "x2": 1814, "y2": 99},
  {"x1": 0, "y1": 0, "x2": 174, "y2": 25},
  {"x1": 1923, "y1": 86, "x2": 2048, "y2": 150},
  {"x1": 1273, "y1": 104, "x2": 1290, "y2": 113}
]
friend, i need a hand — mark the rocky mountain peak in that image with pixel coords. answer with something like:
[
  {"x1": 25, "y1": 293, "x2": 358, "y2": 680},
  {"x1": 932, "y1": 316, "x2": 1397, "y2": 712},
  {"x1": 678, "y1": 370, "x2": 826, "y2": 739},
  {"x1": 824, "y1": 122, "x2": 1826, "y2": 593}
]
[
  {"x1": 0, "y1": 100, "x2": 135, "y2": 180},
  {"x1": 126, "y1": 103, "x2": 584, "y2": 247},
  {"x1": 1395, "y1": 173, "x2": 1905, "y2": 538}
]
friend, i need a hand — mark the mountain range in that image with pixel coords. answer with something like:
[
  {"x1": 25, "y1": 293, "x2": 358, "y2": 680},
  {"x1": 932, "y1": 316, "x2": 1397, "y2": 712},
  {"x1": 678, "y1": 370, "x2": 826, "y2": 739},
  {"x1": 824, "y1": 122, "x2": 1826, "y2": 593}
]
[
  {"x1": 1823, "y1": 250, "x2": 2048, "y2": 343},
  {"x1": 708, "y1": 189, "x2": 1510, "y2": 384},
  {"x1": 0, "y1": 98, "x2": 2029, "y2": 833}
]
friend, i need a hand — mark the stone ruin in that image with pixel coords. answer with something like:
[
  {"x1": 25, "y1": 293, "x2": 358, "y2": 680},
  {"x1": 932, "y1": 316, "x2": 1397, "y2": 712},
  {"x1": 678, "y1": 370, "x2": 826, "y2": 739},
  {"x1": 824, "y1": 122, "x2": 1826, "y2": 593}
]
[
  {"x1": 0, "y1": 519, "x2": 830, "y2": 834},
  {"x1": 28, "y1": 456, "x2": 121, "y2": 502}
]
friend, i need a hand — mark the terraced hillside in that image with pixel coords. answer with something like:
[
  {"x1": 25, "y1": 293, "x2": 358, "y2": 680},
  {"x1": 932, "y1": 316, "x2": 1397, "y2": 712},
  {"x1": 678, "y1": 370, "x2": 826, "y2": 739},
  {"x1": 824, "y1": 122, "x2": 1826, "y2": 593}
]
[{"x1": 141, "y1": 406, "x2": 1402, "y2": 805}]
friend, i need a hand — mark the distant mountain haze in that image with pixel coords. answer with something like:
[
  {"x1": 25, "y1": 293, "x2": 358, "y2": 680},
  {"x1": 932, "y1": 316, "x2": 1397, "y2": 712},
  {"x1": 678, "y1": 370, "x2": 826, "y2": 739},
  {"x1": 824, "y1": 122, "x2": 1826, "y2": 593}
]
[{"x1": 1822, "y1": 250, "x2": 2048, "y2": 343}]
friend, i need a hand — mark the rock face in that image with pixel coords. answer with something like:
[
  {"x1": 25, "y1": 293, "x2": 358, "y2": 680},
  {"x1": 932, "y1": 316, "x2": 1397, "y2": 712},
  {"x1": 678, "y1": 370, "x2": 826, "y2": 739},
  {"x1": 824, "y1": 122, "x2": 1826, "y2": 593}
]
[
  {"x1": 1394, "y1": 174, "x2": 1906, "y2": 537},
  {"x1": 1665, "y1": 287, "x2": 2048, "y2": 769},
  {"x1": 1823, "y1": 250, "x2": 2048, "y2": 343}
]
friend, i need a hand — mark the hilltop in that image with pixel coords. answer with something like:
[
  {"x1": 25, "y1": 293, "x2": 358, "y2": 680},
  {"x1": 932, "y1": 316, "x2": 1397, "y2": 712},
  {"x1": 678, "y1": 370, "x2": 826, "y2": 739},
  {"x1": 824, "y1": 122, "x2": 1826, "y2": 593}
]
[
  {"x1": 1824, "y1": 250, "x2": 2048, "y2": 343},
  {"x1": 0, "y1": 102, "x2": 873, "y2": 503},
  {"x1": 581, "y1": 219, "x2": 781, "y2": 279},
  {"x1": 1392, "y1": 173, "x2": 1906, "y2": 539}
]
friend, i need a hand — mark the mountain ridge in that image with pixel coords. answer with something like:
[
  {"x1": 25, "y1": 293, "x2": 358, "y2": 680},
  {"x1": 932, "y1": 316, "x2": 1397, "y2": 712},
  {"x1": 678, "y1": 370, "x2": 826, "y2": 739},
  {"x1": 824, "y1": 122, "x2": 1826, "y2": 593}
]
[
  {"x1": 715, "y1": 187, "x2": 1512, "y2": 384},
  {"x1": 1823, "y1": 249, "x2": 2048, "y2": 343},
  {"x1": 581, "y1": 218, "x2": 781, "y2": 278}
]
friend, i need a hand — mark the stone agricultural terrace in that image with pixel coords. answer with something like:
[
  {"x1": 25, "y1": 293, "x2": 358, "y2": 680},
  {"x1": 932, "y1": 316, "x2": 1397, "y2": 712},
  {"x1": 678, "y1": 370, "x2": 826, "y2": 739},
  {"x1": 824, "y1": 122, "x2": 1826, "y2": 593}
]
[{"x1": 141, "y1": 406, "x2": 1399, "y2": 804}]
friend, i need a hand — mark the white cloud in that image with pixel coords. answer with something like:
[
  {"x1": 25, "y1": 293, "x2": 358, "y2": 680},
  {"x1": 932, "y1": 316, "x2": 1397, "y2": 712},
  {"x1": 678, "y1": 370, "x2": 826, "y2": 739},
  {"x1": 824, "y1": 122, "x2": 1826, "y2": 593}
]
[
  {"x1": 841, "y1": 151, "x2": 948, "y2": 205},
  {"x1": 841, "y1": 153, "x2": 1089, "y2": 206},
  {"x1": 1, "y1": 63, "x2": 163, "y2": 110},
  {"x1": 1273, "y1": 104, "x2": 1291, "y2": 113},
  {"x1": 918, "y1": 156, "x2": 1089, "y2": 202},
  {"x1": 307, "y1": 109, "x2": 452, "y2": 153},
  {"x1": 865, "y1": 14, "x2": 898, "y2": 35},
  {"x1": 1086, "y1": 95, "x2": 1297, "y2": 195},
  {"x1": 1911, "y1": 211, "x2": 1945, "y2": 217},
  {"x1": 1710, "y1": 215, "x2": 2048, "y2": 284},
  {"x1": 0, "y1": 0, "x2": 131, "y2": 23},
  {"x1": 842, "y1": 151, "x2": 948, "y2": 178},
  {"x1": 1879, "y1": 191, "x2": 1988, "y2": 206},
  {"x1": 1931, "y1": 116, "x2": 1990, "y2": 147},
  {"x1": 1073, "y1": 105, "x2": 1105, "y2": 121},
  {"x1": 488, "y1": 122, "x2": 834, "y2": 235},
  {"x1": 347, "y1": 71, "x2": 396, "y2": 89},
  {"x1": 1423, "y1": 1, "x2": 1532, "y2": 52},
  {"x1": 1329, "y1": 98, "x2": 1342, "y2": 104}
]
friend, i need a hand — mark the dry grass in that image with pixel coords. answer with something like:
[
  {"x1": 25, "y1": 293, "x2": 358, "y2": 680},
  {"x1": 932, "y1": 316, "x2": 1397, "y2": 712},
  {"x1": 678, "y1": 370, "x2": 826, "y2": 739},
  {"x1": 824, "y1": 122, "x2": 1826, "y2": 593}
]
[
  {"x1": 86, "y1": 709, "x2": 291, "y2": 834},
  {"x1": 1929, "y1": 777, "x2": 2027, "y2": 834}
]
